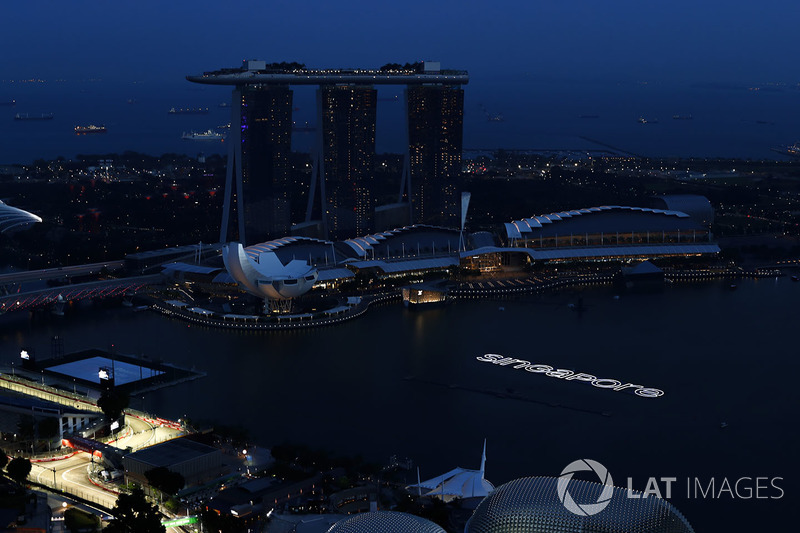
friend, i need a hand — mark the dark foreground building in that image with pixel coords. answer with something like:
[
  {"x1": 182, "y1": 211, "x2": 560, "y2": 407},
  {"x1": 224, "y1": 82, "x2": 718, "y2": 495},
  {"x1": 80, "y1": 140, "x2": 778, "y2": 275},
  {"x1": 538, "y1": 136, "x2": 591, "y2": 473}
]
[{"x1": 123, "y1": 437, "x2": 224, "y2": 486}]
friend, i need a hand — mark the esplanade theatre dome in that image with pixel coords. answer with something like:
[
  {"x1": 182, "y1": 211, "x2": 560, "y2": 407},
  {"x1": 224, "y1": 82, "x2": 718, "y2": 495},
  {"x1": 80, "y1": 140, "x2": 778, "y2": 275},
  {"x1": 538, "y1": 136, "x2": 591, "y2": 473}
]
[
  {"x1": 326, "y1": 511, "x2": 446, "y2": 533},
  {"x1": 465, "y1": 477, "x2": 694, "y2": 533}
]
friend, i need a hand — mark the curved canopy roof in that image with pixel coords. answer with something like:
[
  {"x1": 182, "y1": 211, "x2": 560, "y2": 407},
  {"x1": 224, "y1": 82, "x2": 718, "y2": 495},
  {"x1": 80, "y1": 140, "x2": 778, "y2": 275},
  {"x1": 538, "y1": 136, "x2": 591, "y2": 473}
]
[
  {"x1": 343, "y1": 224, "x2": 459, "y2": 258},
  {"x1": 505, "y1": 205, "x2": 699, "y2": 240},
  {"x1": 0, "y1": 200, "x2": 42, "y2": 233},
  {"x1": 650, "y1": 195, "x2": 714, "y2": 226}
]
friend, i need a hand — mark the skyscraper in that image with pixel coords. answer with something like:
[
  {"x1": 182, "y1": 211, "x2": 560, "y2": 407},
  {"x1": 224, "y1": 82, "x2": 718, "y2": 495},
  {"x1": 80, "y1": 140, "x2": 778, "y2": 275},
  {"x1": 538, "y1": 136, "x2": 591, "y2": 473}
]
[
  {"x1": 319, "y1": 84, "x2": 377, "y2": 239},
  {"x1": 406, "y1": 84, "x2": 464, "y2": 227},
  {"x1": 189, "y1": 60, "x2": 468, "y2": 243},
  {"x1": 238, "y1": 84, "x2": 293, "y2": 244}
]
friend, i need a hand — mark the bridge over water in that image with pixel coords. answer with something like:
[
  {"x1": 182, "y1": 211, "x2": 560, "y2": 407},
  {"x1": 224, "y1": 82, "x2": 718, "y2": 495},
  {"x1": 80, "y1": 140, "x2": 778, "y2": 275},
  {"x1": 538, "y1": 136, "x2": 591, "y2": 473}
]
[{"x1": 0, "y1": 274, "x2": 161, "y2": 314}]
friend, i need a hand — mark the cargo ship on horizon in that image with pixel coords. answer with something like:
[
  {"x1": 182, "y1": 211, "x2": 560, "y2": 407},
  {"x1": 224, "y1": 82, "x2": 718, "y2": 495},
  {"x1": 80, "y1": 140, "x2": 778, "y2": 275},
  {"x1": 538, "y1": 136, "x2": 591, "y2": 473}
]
[
  {"x1": 74, "y1": 124, "x2": 107, "y2": 135},
  {"x1": 771, "y1": 143, "x2": 800, "y2": 159},
  {"x1": 168, "y1": 107, "x2": 210, "y2": 115},
  {"x1": 14, "y1": 112, "x2": 54, "y2": 121},
  {"x1": 182, "y1": 130, "x2": 225, "y2": 140}
]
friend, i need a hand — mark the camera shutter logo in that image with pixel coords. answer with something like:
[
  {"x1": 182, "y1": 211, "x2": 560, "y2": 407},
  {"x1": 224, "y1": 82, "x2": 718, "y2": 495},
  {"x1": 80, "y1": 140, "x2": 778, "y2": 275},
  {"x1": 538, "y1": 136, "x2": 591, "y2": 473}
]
[{"x1": 557, "y1": 459, "x2": 614, "y2": 516}]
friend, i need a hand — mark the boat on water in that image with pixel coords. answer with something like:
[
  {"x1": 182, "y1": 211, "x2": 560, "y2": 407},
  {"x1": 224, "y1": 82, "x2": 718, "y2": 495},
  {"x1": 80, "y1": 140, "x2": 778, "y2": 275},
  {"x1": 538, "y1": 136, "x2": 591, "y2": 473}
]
[
  {"x1": 771, "y1": 143, "x2": 800, "y2": 159},
  {"x1": 0, "y1": 99, "x2": 16, "y2": 106},
  {"x1": 182, "y1": 130, "x2": 225, "y2": 140},
  {"x1": 14, "y1": 112, "x2": 54, "y2": 120},
  {"x1": 638, "y1": 116, "x2": 659, "y2": 124},
  {"x1": 672, "y1": 114, "x2": 693, "y2": 120},
  {"x1": 168, "y1": 107, "x2": 210, "y2": 115},
  {"x1": 219, "y1": 102, "x2": 230, "y2": 108},
  {"x1": 74, "y1": 124, "x2": 107, "y2": 135}
]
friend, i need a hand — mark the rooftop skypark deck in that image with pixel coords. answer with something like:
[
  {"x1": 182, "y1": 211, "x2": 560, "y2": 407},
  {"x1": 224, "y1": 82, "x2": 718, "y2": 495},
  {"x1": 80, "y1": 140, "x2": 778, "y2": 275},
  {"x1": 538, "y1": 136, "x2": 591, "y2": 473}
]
[{"x1": 187, "y1": 60, "x2": 469, "y2": 86}]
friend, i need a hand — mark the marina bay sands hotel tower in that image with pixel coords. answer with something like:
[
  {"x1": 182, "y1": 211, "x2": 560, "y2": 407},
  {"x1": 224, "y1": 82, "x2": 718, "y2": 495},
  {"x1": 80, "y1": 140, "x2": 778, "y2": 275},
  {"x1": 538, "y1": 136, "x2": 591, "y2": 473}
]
[{"x1": 187, "y1": 60, "x2": 468, "y2": 244}]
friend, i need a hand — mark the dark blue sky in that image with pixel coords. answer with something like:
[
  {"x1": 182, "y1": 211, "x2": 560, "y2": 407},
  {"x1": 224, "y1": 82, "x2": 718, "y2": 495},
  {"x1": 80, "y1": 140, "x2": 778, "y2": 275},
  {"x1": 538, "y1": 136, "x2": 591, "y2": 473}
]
[{"x1": 2, "y1": 1, "x2": 797, "y2": 85}]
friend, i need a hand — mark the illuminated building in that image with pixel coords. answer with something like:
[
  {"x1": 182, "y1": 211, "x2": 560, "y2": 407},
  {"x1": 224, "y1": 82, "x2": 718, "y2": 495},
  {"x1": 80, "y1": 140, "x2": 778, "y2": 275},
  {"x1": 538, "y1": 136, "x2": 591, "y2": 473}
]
[
  {"x1": 319, "y1": 85, "x2": 377, "y2": 239},
  {"x1": 406, "y1": 83, "x2": 464, "y2": 227},
  {"x1": 222, "y1": 242, "x2": 318, "y2": 314},
  {"x1": 401, "y1": 284, "x2": 448, "y2": 307},
  {"x1": 187, "y1": 61, "x2": 469, "y2": 243},
  {"x1": 239, "y1": 85, "x2": 294, "y2": 244}
]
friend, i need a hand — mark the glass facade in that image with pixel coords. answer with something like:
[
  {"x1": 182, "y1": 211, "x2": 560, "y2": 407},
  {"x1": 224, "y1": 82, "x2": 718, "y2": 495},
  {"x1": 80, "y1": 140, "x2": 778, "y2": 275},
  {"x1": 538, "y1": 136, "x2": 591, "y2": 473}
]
[
  {"x1": 240, "y1": 85, "x2": 294, "y2": 244},
  {"x1": 407, "y1": 85, "x2": 464, "y2": 228},
  {"x1": 320, "y1": 84, "x2": 377, "y2": 240}
]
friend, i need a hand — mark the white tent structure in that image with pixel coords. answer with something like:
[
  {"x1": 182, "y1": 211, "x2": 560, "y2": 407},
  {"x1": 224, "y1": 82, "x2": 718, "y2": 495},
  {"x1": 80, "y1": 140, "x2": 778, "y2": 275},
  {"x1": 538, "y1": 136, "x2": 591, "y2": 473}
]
[{"x1": 407, "y1": 440, "x2": 494, "y2": 502}]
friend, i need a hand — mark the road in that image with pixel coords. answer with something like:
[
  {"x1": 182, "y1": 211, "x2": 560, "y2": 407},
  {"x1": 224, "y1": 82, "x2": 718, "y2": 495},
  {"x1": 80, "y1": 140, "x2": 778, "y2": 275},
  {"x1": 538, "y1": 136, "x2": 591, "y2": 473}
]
[
  {"x1": 0, "y1": 261, "x2": 126, "y2": 285},
  {"x1": 30, "y1": 414, "x2": 184, "y2": 511}
]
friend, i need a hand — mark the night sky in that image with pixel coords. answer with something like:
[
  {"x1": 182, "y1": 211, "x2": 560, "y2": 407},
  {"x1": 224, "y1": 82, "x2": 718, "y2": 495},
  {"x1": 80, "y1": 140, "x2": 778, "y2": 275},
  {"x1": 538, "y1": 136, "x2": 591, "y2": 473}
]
[{"x1": 3, "y1": 1, "x2": 797, "y2": 85}]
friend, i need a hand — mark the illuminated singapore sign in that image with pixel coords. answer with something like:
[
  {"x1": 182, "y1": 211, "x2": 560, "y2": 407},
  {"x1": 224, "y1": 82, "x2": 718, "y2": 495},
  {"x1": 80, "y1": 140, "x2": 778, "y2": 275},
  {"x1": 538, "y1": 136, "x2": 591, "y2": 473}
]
[{"x1": 476, "y1": 354, "x2": 665, "y2": 398}]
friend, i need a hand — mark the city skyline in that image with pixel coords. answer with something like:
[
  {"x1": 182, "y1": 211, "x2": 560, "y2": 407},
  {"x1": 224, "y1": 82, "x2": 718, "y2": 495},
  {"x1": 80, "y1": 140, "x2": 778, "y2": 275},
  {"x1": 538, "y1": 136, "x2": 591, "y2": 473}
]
[
  {"x1": 0, "y1": 3, "x2": 798, "y2": 531},
  {"x1": 205, "y1": 60, "x2": 469, "y2": 243}
]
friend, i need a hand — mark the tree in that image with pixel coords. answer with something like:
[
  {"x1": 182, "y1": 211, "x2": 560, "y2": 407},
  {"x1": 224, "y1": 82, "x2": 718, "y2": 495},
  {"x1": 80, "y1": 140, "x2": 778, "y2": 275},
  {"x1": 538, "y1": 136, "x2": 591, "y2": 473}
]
[
  {"x1": 64, "y1": 507, "x2": 100, "y2": 533},
  {"x1": 97, "y1": 389, "x2": 129, "y2": 421},
  {"x1": 6, "y1": 457, "x2": 32, "y2": 485},
  {"x1": 39, "y1": 417, "x2": 60, "y2": 439},
  {"x1": 104, "y1": 488, "x2": 165, "y2": 533},
  {"x1": 144, "y1": 467, "x2": 185, "y2": 496}
]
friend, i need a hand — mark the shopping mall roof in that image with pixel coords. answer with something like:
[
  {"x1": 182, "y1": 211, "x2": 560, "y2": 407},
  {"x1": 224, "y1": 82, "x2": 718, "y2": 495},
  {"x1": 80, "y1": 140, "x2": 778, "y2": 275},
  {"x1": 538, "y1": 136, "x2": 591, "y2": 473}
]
[
  {"x1": 463, "y1": 243, "x2": 720, "y2": 262},
  {"x1": 505, "y1": 206, "x2": 702, "y2": 240},
  {"x1": 650, "y1": 195, "x2": 714, "y2": 226},
  {"x1": 316, "y1": 267, "x2": 355, "y2": 282},
  {"x1": 349, "y1": 256, "x2": 459, "y2": 274},
  {"x1": 343, "y1": 225, "x2": 460, "y2": 259}
]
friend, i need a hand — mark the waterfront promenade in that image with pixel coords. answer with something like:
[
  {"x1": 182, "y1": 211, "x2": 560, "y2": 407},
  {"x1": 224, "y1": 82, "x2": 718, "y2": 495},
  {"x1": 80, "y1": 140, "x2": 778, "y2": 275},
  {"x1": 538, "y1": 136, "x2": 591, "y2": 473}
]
[{"x1": 146, "y1": 265, "x2": 782, "y2": 331}]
